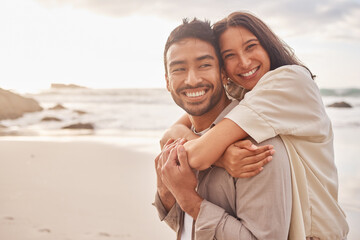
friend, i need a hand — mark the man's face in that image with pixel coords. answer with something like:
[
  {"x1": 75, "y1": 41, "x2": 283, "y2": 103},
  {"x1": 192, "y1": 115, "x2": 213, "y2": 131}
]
[{"x1": 165, "y1": 38, "x2": 224, "y2": 116}]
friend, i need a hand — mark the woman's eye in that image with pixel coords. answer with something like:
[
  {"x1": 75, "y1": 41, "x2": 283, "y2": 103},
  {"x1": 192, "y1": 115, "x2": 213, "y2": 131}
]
[
  {"x1": 246, "y1": 44, "x2": 257, "y2": 50},
  {"x1": 224, "y1": 53, "x2": 234, "y2": 59}
]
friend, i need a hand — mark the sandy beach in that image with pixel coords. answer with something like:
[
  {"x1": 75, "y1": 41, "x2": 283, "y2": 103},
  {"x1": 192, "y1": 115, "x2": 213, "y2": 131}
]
[
  {"x1": 0, "y1": 136, "x2": 359, "y2": 239},
  {"x1": 0, "y1": 138, "x2": 174, "y2": 240}
]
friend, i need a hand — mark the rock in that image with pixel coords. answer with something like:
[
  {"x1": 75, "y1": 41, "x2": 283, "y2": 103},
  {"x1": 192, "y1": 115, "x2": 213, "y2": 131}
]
[
  {"x1": 327, "y1": 101, "x2": 352, "y2": 108},
  {"x1": 74, "y1": 110, "x2": 87, "y2": 115},
  {"x1": 62, "y1": 123, "x2": 94, "y2": 130},
  {"x1": 49, "y1": 104, "x2": 66, "y2": 110},
  {"x1": 0, "y1": 88, "x2": 43, "y2": 120},
  {"x1": 51, "y1": 83, "x2": 87, "y2": 89},
  {"x1": 41, "y1": 117, "x2": 62, "y2": 122}
]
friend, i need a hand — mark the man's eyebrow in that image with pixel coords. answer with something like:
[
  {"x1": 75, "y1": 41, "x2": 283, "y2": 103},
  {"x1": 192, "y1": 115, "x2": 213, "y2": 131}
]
[
  {"x1": 221, "y1": 38, "x2": 259, "y2": 55},
  {"x1": 169, "y1": 60, "x2": 185, "y2": 68},
  {"x1": 196, "y1": 55, "x2": 215, "y2": 61}
]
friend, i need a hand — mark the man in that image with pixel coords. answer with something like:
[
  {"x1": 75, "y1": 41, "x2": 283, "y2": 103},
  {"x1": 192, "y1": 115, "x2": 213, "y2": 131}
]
[{"x1": 153, "y1": 19, "x2": 292, "y2": 239}]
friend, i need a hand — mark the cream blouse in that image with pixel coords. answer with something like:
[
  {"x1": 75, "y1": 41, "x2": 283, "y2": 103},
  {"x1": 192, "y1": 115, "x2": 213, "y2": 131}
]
[{"x1": 225, "y1": 65, "x2": 349, "y2": 239}]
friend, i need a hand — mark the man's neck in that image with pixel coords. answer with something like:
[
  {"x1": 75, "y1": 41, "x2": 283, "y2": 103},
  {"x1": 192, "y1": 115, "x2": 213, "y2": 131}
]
[{"x1": 190, "y1": 96, "x2": 231, "y2": 133}]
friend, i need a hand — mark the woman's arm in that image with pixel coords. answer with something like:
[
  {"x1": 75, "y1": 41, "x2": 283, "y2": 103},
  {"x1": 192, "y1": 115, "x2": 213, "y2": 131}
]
[
  {"x1": 184, "y1": 118, "x2": 248, "y2": 170},
  {"x1": 160, "y1": 114, "x2": 198, "y2": 149}
]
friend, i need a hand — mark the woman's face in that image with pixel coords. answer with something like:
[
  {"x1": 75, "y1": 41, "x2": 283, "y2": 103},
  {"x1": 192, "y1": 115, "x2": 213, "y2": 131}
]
[{"x1": 219, "y1": 26, "x2": 271, "y2": 90}]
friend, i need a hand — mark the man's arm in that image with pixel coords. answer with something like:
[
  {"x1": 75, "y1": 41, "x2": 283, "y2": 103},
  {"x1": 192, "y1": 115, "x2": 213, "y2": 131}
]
[
  {"x1": 162, "y1": 137, "x2": 292, "y2": 240},
  {"x1": 153, "y1": 139, "x2": 183, "y2": 232}
]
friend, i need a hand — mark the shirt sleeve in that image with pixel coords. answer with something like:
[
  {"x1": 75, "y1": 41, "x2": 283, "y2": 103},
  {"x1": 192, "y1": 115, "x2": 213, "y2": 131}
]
[
  {"x1": 194, "y1": 136, "x2": 292, "y2": 240},
  {"x1": 225, "y1": 65, "x2": 330, "y2": 143},
  {"x1": 152, "y1": 192, "x2": 181, "y2": 232}
]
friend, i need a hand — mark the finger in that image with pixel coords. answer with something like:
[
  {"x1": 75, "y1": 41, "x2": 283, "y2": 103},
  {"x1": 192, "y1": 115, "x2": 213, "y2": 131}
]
[
  {"x1": 178, "y1": 138, "x2": 187, "y2": 145},
  {"x1": 236, "y1": 168, "x2": 264, "y2": 178},
  {"x1": 241, "y1": 156, "x2": 272, "y2": 172},
  {"x1": 167, "y1": 147, "x2": 179, "y2": 167},
  {"x1": 233, "y1": 139, "x2": 258, "y2": 150},
  {"x1": 163, "y1": 138, "x2": 175, "y2": 148},
  {"x1": 251, "y1": 145, "x2": 274, "y2": 154},
  {"x1": 155, "y1": 153, "x2": 160, "y2": 166},
  {"x1": 163, "y1": 139, "x2": 178, "y2": 151},
  {"x1": 233, "y1": 146, "x2": 274, "y2": 161},
  {"x1": 177, "y1": 145, "x2": 189, "y2": 168},
  {"x1": 241, "y1": 149, "x2": 275, "y2": 165},
  {"x1": 161, "y1": 145, "x2": 176, "y2": 167}
]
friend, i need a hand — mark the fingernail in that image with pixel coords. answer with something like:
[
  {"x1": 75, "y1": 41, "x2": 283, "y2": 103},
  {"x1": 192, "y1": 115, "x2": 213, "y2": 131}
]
[
  {"x1": 270, "y1": 150, "x2": 275, "y2": 155},
  {"x1": 250, "y1": 144, "x2": 258, "y2": 150},
  {"x1": 259, "y1": 167, "x2": 264, "y2": 171},
  {"x1": 267, "y1": 156, "x2": 272, "y2": 161},
  {"x1": 178, "y1": 145, "x2": 185, "y2": 152}
]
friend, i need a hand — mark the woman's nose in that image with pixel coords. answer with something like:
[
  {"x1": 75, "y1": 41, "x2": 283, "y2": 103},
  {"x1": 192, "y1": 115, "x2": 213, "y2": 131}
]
[{"x1": 237, "y1": 54, "x2": 251, "y2": 69}]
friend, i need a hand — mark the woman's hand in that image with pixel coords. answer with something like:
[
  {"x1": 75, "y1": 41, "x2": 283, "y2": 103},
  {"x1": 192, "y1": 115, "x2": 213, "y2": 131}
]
[{"x1": 214, "y1": 139, "x2": 275, "y2": 178}]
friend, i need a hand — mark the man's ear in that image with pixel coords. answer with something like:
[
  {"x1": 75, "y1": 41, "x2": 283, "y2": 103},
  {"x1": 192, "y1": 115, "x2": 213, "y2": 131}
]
[{"x1": 165, "y1": 74, "x2": 171, "y2": 92}]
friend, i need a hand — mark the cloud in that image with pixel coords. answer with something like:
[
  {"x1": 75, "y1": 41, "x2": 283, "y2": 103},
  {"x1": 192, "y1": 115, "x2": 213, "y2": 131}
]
[{"x1": 35, "y1": 0, "x2": 360, "y2": 41}]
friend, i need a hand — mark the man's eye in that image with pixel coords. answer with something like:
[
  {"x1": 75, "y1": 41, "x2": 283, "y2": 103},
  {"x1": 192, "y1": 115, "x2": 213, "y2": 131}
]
[
  {"x1": 200, "y1": 64, "x2": 211, "y2": 68},
  {"x1": 172, "y1": 68, "x2": 185, "y2": 73}
]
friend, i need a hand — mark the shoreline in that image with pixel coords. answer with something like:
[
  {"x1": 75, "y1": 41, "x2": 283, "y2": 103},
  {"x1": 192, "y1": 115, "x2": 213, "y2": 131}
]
[
  {"x1": 0, "y1": 135, "x2": 359, "y2": 239},
  {"x1": 0, "y1": 139, "x2": 173, "y2": 240}
]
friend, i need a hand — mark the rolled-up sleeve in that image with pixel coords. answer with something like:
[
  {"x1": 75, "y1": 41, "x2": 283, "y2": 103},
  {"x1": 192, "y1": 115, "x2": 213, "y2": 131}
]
[
  {"x1": 225, "y1": 65, "x2": 329, "y2": 143},
  {"x1": 152, "y1": 192, "x2": 181, "y2": 232}
]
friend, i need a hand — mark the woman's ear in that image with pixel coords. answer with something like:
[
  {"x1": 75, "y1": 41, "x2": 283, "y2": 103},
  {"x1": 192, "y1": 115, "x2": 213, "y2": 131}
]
[{"x1": 220, "y1": 68, "x2": 228, "y2": 86}]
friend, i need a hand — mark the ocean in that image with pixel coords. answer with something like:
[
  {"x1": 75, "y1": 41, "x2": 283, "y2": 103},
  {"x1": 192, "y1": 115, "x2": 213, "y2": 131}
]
[
  {"x1": 1, "y1": 87, "x2": 359, "y2": 135},
  {"x1": 1, "y1": 87, "x2": 360, "y2": 237}
]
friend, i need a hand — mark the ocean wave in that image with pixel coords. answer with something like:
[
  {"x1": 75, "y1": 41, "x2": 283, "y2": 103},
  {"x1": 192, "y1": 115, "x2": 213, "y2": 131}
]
[
  {"x1": 1, "y1": 87, "x2": 359, "y2": 136},
  {"x1": 320, "y1": 88, "x2": 360, "y2": 97}
]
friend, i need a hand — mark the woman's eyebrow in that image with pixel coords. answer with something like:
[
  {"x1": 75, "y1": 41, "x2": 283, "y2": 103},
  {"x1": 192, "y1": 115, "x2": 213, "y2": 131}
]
[{"x1": 221, "y1": 38, "x2": 259, "y2": 55}]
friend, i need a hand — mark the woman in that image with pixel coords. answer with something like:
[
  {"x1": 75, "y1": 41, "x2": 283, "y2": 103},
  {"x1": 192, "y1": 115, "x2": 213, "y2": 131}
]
[{"x1": 164, "y1": 12, "x2": 349, "y2": 239}]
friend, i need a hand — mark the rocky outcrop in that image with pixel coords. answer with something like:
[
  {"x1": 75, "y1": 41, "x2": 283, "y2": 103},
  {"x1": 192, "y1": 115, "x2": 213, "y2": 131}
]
[
  {"x1": 51, "y1": 83, "x2": 87, "y2": 89},
  {"x1": 41, "y1": 117, "x2": 62, "y2": 122},
  {"x1": 74, "y1": 110, "x2": 87, "y2": 115},
  {"x1": 62, "y1": 123, "x2": 94, "y2": 130},
  {"x1": 0, "y1": 88, "x2": 43, "y2": 120},
  {"x1": 49, "y1": 104, "x2": 66, "y2": 110},
  {"x1": 327, "y1": 101, "x2": 353, "y2": 108}
]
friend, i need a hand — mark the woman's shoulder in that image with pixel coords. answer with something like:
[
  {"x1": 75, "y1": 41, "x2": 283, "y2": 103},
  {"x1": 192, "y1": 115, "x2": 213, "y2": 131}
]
[
  {"x1": 257, "y1": 65, "x2": 314, "y2": 90},
  {"x1": 264, "y1": 65, "x2": 312, "y2": 80}
]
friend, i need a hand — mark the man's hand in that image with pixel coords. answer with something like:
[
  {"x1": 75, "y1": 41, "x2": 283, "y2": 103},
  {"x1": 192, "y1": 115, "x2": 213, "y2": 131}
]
[
  {"x1": 161, "y1": 144, "x2": 203, "y2": 220},
  {"x1": 214, "y1": 139, "x2": 275, "y2": 178},
  {"x1": 155, "y1": 139, "x2": 179, "y2": 211}
]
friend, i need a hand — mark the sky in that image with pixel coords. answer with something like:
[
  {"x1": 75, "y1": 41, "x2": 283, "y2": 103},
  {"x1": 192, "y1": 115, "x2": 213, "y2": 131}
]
[{"x1": 1, "y1": 0, "x2": 359, "y2": 93}]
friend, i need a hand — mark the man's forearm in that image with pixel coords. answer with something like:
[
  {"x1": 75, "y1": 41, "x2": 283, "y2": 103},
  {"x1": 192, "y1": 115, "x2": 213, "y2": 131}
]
[
  {"x1": 175, "y1": 190, "x2": 203, "y2": 220},
  {"x1": 158, "y1": 188, "x2": 176, "y2": 212}
]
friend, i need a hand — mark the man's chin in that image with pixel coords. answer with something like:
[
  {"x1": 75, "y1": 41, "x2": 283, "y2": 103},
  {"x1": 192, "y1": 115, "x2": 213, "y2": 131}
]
[{"x1": 184, "y1": 105, "x2": 210, "y2": 116}]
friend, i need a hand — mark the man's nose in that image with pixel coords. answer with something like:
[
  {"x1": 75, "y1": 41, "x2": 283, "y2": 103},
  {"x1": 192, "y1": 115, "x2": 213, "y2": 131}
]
[{"x1": 184, "y1": 69, "x2": 201, "y2": 85}]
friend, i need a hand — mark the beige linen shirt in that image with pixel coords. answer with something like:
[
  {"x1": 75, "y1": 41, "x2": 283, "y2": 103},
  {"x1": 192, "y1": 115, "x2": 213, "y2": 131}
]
[
  {"x1": 154, "y1": 101, "x2": 292, "y2": 239},
  {"x1": 226, "y1": 65, "x2": 349, "y2": 239}
]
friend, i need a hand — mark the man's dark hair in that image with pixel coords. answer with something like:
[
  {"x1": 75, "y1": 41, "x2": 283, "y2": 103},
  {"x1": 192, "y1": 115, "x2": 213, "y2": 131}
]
[{"x1": 163, "y1": 18, "x2": 222, "y2": 75}]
